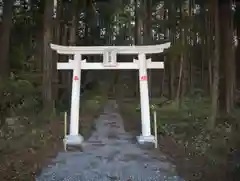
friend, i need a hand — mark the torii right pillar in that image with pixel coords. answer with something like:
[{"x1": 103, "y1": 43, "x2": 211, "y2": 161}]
[{"x1": 137, "y1": 53, "x2": 155, "y2": 145}]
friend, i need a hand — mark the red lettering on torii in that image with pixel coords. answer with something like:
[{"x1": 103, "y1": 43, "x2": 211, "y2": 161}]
[
  {"x1": 140, "y1": 75, "x2": 147, "y2": 81},
  {"x1": 74, "y1": 76, "x2": 79, "y2": 80}
]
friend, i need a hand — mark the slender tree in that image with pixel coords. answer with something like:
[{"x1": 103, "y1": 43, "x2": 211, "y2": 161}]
[
  {"x1": 0, "y1": 0, "x2": 14, "y2": 78},
  {"x1": 209, "y1": 0, "x2": 220, "y2": 129},
  {"x1": 42, "y1": 0, "x2": 54, "y2": 112}
]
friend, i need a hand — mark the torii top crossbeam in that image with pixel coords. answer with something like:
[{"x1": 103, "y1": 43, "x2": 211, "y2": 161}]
[{"x1": 50, "y1": 42, "x2": 171, "y2": 55}]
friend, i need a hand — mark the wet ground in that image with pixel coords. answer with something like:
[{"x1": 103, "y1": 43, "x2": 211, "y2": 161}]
[{"x1": 36, "y1": 101, "x2": 184, "y2": 181}]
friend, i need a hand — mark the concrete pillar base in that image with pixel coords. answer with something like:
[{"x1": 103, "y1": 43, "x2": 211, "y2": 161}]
[
  {"x1": 63, "y1": 135, "x2": 84, "y2": 146},
  {"x1": 137, "y1": 135, "x2": 155, "y2": 144}
]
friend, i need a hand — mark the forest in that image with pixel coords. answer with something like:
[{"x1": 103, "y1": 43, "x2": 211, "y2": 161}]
[{"x1": 0, "y1": 0, "x2": 240, "y2": 180}]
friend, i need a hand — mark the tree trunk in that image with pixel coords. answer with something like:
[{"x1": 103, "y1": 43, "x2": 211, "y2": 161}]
[
  {"x1": 0, "y1": 0, "x2": 14, "y2": 78},
  {"x1": 168, "y1": 3, "x2": 176, "y2": 99},
  {"x1": 144, "y1": 0, "x2": 152, "y2": 97},
  {"x1": 217, "y1": 0, "x2": 235, "y2": 113},
  {"x1": 169, "y1": 58, "x2": 175, "y2": 99},
  {"x1": 52, "y1": 0, "x2": 62, "y2": 100},
  {"x1": 69, "y1": 0, "x2": 79, "y2": 46},
  {"x1": 180, "y1": 29, "x2": 187, "y2": 102},
  {"x1": 176, "y1": 53, "x2": 183, "y2": 108},
  {"x1": 205, "y1": 6, "x2": 213, "y2": 94},
  {"x1": 66, "y1": 0, "x2": 80, "y2": 96},
  {"x1": 180, "y1": 4, "x2": 188, "y2": 99},
  {"x1": 209, "y1": 0, "x2": 220, "y2": 129},
  {"x1": 236, "y1": 4, "x2": 240, "y2": 91},
  {"x1": 223, "y1": 0, "x2": 235, "y2": 113},
  {"x1": 133, "y1": 0, "x2": 144, "y2": 97},
  {"x1": 42, "y1": 0, "x2": 54, "y2": 112},
  {"x1": 134, "y1": 0, "x2": 144, "y2": 45},
  {"x1": 144, "y1": 0, "x2": 152, "y2": 44}
]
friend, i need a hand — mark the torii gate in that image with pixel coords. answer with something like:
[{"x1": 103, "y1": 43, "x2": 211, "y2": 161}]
[{"x1": 51, "y1": 42, "x2": 171, "y2": 146}]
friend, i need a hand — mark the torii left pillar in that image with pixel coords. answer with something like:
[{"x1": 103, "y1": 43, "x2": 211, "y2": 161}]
[{"x1": 64, "y1": 53, "x2": 84, "y2": 145}]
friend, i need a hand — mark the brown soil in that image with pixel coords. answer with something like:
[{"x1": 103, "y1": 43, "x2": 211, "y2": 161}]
[
  {"x1": 0, "y1": 100, "x2": 104, "y2": 181},
  {"x1": 158, "y1": 135, "x2": 228, "y2": 181},
  {"x1": 0, "y1": 120, "x2": 64, "y2": 181}
]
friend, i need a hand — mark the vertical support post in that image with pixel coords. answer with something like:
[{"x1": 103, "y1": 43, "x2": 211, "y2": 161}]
[
  {"x1": 137, "y1": 53, "x2": 155, "y2": 144},
  {"x1": 154, "y1": 110, "x2": 158, "y2": 148},
  {"x1": 65, "y1": 53, "x2": 84, "y2": 145},
  {"x1": 64, "y1": 111, "x2": 67, "y2": 151}
]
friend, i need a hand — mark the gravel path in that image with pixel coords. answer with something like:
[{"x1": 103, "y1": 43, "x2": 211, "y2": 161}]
[{"x1": 36, "y1": 101, "x2": 184, "y2": 181}]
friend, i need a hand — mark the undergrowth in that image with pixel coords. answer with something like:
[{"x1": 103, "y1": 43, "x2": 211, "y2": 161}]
[
  {"x1": 130, "y1": 94, "x2": 240, "y2": 170},
  {"x1": 0, "y1": 76, "x2": 41, "y2": 122},
  {"x1": 0, "y1": 76, "x2": 107, "y2": 180}
]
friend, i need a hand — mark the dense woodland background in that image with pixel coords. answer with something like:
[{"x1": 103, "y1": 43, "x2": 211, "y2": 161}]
[{"x1": 0, "y1": 0, "x2": 240, "y2": 180}]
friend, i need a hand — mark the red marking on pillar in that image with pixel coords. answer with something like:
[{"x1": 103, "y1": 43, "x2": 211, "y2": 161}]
[
  {"x1": 74, "y1": 76, "x2": 79, "y2": 81},
  {"x1": 140, "y1": 75, "x2": 147, "y2": 81}
]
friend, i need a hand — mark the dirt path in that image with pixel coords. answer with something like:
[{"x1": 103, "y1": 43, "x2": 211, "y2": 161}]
[{"x1": 36, "y1": 101, "x2": 184, "y2": 181}]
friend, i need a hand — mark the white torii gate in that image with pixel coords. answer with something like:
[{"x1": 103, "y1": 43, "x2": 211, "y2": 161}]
[{"x1": 51, "y1": 42, "x2": 171, "y2": 146}]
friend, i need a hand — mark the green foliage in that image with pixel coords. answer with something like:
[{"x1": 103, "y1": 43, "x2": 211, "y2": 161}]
[
  {"x1": 79, "y1": 94, "x2": 107, "y2": 138},
  {"x1": 137, "y1": 94, "x2": 211, "y2": 154},
  {"x1": 10, "y1": 44, "x2": 26, "y2": 70},
  {"x1": 0, "y1": 76, "x2": 41, "y2": 119},
  {"x1": 56, "y1": 81, "x2": 107, "y2": 112},
  {"x1": 149, "y1": 94, "x2": 240, "y2": 160},
  {"x1": 82, "y1": 95, "x2": 106, "y2": 112},
  {"x1": 133, "y1": 94, "x2": 234, "y2": 157},
  {"x1": 153, "y1": 94, "x2": 210, "y2": 130}
]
